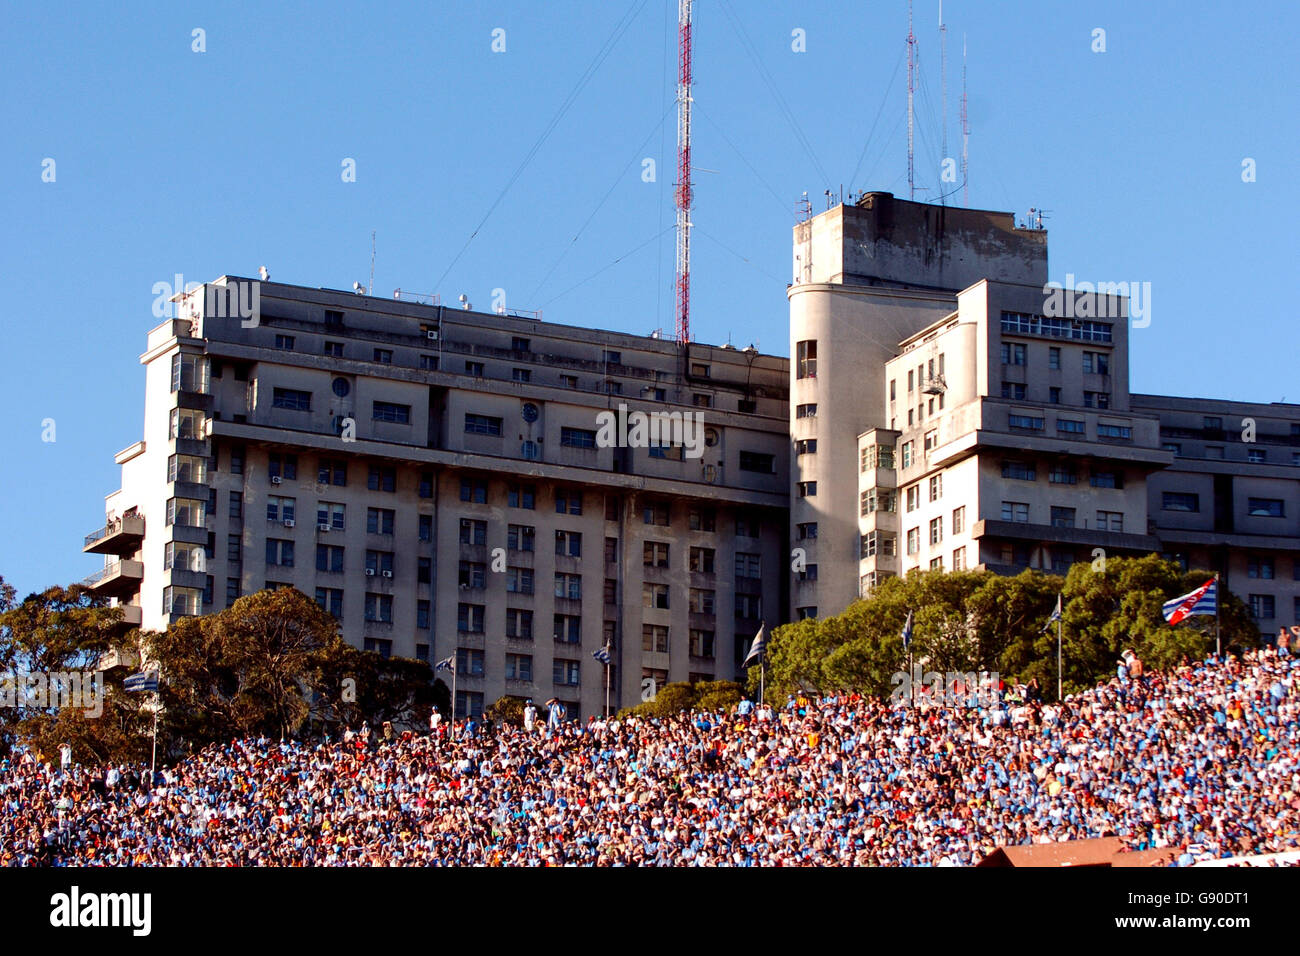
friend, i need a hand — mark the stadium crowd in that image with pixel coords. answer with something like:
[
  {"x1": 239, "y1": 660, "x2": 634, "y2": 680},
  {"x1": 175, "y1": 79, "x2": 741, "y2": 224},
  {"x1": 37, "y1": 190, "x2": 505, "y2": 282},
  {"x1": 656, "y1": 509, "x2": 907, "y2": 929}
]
[{"x1": 1, "y1": 647, "x2": 1297, "y2": 867}]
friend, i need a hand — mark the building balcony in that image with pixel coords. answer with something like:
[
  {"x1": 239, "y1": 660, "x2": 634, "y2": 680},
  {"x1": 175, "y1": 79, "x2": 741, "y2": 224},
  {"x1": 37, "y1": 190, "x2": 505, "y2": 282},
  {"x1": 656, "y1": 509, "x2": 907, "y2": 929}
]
[
  {"x1": 83, "y1": 513, "x2": 145, "y2": 555},
  {"x1": 971, "y1": 519, "x2": 1160, "y2": 553},
  {"x1": 96, "y1": 644, "x2": 141, "y2": 671},
  {"x1": 82, "y1": 560, "x2": 144, "y2": 598}
]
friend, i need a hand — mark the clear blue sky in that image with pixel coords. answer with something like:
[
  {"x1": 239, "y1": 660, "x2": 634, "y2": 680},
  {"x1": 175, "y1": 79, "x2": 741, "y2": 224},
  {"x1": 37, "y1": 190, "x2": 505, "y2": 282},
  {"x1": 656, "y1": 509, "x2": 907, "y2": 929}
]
[{"x1": 1, "y1": 0, "x2": 1296, "y2": 597}]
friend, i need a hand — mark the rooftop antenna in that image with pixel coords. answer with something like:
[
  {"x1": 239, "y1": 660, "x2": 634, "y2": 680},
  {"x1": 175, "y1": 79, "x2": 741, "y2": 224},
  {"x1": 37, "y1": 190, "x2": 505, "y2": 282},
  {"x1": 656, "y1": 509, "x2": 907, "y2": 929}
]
[
  {"x1": 907, "y1": 0, "x2": 916, "y2": 201},
  {"x1": 940, "y1": 0, "x2": 948, "y2": 206},
  {"x1": 674, "y1": 0, "x2": 694, "y2": 346},
  {"x1": 961, "y1": 33, "x2": 969, "y2": 207},
  {"x1": 369, "y1": 230, "x2": 376, "y2": 299}
]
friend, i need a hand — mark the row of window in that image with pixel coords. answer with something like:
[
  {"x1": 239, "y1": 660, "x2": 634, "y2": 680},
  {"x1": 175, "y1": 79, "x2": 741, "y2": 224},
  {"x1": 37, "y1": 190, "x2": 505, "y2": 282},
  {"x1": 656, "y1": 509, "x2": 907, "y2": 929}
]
[
  {"x1": 1000, "y1": 461, "x2": 1125, "y2": 488},
  {"x1": 994, "y1": 502, "x2": 1125, "y2": 531},
  {"x1": 1162, "y1": 442, "x2": 1298, "y2": 465},
  {"x1": 1001, "y1": 382, "x2": 1113, "y2": 409},
  {"x1": 1000, "y1": 342, "x2": 1111, "y2": 374},
  {"x1": 1162, "y1": 493, "x2": 1286, "y2": 517}
]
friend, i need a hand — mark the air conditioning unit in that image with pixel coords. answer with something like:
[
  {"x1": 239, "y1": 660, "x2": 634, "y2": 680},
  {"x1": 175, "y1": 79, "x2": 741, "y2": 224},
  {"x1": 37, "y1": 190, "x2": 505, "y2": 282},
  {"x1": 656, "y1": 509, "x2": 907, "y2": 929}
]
[
  {"x1": 317, "y1": 523, "x2": 331, "y2": 532},
  {"x1": 427, "y1": 330, "x2": 439, "y2": 341},
  {"x1": 270, "y1": 476, "x2": 282, "y2": 485},
  {"x1": 283, "y1": 518, "x2": 295, "y2": 528},
  {"x1": 365, "y1": 568, "x2": 376, "y2": 576},
  {"x1": 381, "y1": 570, "x2": 393, "y2": 579}
]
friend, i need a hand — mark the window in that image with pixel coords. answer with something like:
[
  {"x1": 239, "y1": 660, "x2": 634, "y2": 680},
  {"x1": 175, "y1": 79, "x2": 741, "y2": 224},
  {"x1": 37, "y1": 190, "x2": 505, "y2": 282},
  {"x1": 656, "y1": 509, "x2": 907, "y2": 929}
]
[
  {"x1": 265, "y1": 539, "x2": 295, "y2": 567},
  {"x1": 314, "y1": 588, "x2": 343, "y2": 619},
  {"x1": 506, "y1": 610, "x2": 534, "y2": 641},
  {"x1": 906, "y1": 485, "x2": 920, "y2": 513},
  {"x1": 465, "y1": 361, "x2": 485, "y2": 377},
  {"x1": 1248, "y1": 557, "x2": 1275, "y2": 579},
  {"x1": 459, "y1": 518, "x2": 487, "y2": 545},
  {"x1": 797, "y1": 481, "x2": 817, "y2": 497},
  {"x1": 458, "y1": 561, "x2": 486, "y2": 589},
  {"x1": 734, "y1": 595, "x2": 762, "y2": 620},
  {"x1": 561, "y1": 374, "x2": 578, "y2": 388},
  {"x1": 1164, "y1": 442, "x2": 1182, "y2": 455},
  {"x1": 739, "y1": 451, "x2": 776, "y2": 473},
  {"x1": 1097, "y1": 424, "x2": 1132, "y2": 441},
  {"x1": 417, "y1": 603, "x2": 431, "y2": 630},
  {"x1": 796, "y1": 340, "x2": 817, "y2": 379},
  {"x1": 1002, "y1": 461, "x2": 1036, "y2": 481},
  {"x1": 511, "y1": 368, "x2": 531, "y2": 383},
  {"x1": 506, "y1": 653, "x2": 533, "y2": 681},
  {"x1": 166, "y1": 497, "x2": 206, "y2": 528},
  {"x1": 555, "y1": 530, "x2": 582, "y2": 557},
  {"x1": 693, "y1": 393, "x2": 713, "y2": 408},
  {"x1": 796, "y1": 403, "x2": 817, "y2": 418},
  {"x1": 952, "y1": 547, "x2": 966, "y2": 570},
  {"x1": 274, "y1": 334, "x2": 295, "y2": 350},
  {"x1": 690, "y1": 363, "x2": 711, "y2": 378},
  {"x1": 507, "y1": 567, "x2": 534, "y2": 595},
  {"x1": 644, "y1": 542, "x2": 670, "y2": 568},
  {"x1": 1083, "y1": 391, "x2": 1110, "y2": 409},
  {"x1": 1048, "y1": 347, "x2": 1061, "y2": 370},
  {"x1": 1057, "y1": 419, "x2": 1086, "y2": 435},
  {"x1": 316, "y1": 544, "x2": 345, "y2": 573},
  {"x1": 952, "y1": 506, "x2": 965, "y2": 535},
  {"x1": 367, "y1": 466, "x2": 396, "y2": 492},
  {"x1": 371, "y1": 348, "x2": 392, "y2": 365},
  {"x1": 1049, "y1": 387, "x2": 1062, "y2": 404},
  {"x1": 797, "y1": 522, "x2": 818, "y2": 540},
  {"x1": 1082, "y1": 351, "x2": 1109, "y2": 375},
  {"x1": 643, "y1": 502, "x2": 670, "y2": 526},
  {"x1": 928, "y1": 475, "x2": 942, "y2": 502},
  {"x1": 1090, "y1": 470, "x2": 1123, "y2": 488},
  {"x1": 227, "y1": 534, "x2": 242, "y2": 562},
  {"x1": 554, "y1": 615, "x2": 581, "y2": 645},
  {"x1": 455, "y1": 692, "x2": 485, "y2": 720},
  {"x1": 555, "y1": 573, "x2": 583, "y2": 601},
  {"x1": 1250, "y1": 594, "x2": 1276, "y2": 620},
  {"x1": 1050, "y1": 507, "x2": 1076, "y2": 529},
  {"x1": 227, "y1": 491, "x2": 243, "y2": 519},
  {"x1": 1000, "y1": 342, "x2": 1027, "y2": 366},
  {"x1": 601, "y1": 350, "x2": 622, "y2": 365},
  {"x1": 508, "y1": 484, "x2": 536, "y2": 509},
  {"x1": 901, "y1": 441, "x2": 914, "y2": 468},
  {"x1": 1248, "y1": 448, "x2": 1267, "y2": 463},
  {"x1": 365, "y1": 550, "x2": 394, "y2": 576},
  {"x1": 735, "y1": 512, "x2": 762, "y2": 537},
  {"x1": 735, "y1": 552, "x2": 761, "y2": 579},
  {"x1": 457, "y1": 604, "x2": 485, "y2": 633},
  {"x1": 1002, "y1": 501, "x2": 1030, "y2": 523},
  {"x1": 314, "y1": 502, "x2": 344, "y2": 531},
  {"x1": 464, "y1": 413, "x2": 503, "y2": 436},
  {"x1": 317, "y1": 459, "x2": 347, "y2": 486},
  {"x1": 372, "y1": 401, "x2": 410, "y2": 424},
  {"x1": 798, "y1": 564, "x2": 819, "y2": 582},
  {"x1": 1001, "y1": 383, "x2": 1027, "y2": 400},
  {"x1": 642, "y1": 624, "x2": 669, "y2": 653},
  {"x1": 642, "y1": 583, "x2": 670, "y2": 609},
  {"x1": 924, "y1": 430, "x2": 938, "y2": 451},
  {"x1": 860, "y1": 531, "x2": 897, "y2": 559},
  {"x1": 687, "y1": 588, "x2": 717, "y2": 615},
  {"x1": 561, "y1": 427, "x2": 597, "y2": 449},
  {"x1": 688, "y1": 629, "x2": 716, "y2": 658},
  {"x1": 1093, "y1": 510, "x2": 1123, "y2": 532},
  {"x1": 1049, "y1": 465, "x2": 1077, "y2": 485},
  {"x1": 459, "y1": 477, "x2": 488, "y2": 503},
  {"x1": 690, "y1": 546, "x2": 715, "y2": 573},
  {"x1": 272, "y1": 388, "x2": 311, "y2": 411},
  {"x1": 268, "y1": 453, "x2": 297, "y2": 480},
  {"x1": 1204, "y1": 416, "x2": 1223, "y2": 431},
  {"x1": 1162, "y1": 492, "x2": 1199, "y2": 513},
  {"x1": 906, "y1": 528, "x2": 920, "y2": 555},
  {"x1": 688, "y1": 508, "x2": 716, "y2": 532},
  {"x1": 508, "y1": 524, "x2": 535, "y2": 552},
  {"x1": 225, "y1": 577, "x2": 241, "y2": 608},
  {"x1": 419, "y1": 354, "x2": 438, "y2": 371},
  {"x1": 1009, "y1": 414, "x2": 1044, "y2": 431},
  {"x1": 362, "y1": 593, "x2": 392, "y2": 623},
  {"x1": 860, "y1": 489, "x2": 897, "y2": 515},
  {"x1": 555, "y1": 489, "x2": 583, "y2": 515},
  {"x1": 265, "y1": 495, "x2": 296, "y2": 522},
  {"x1": 324, "y1": 341, "x2": 344, "y2": 358},
  {"x1": 418, "y1": 514, "x2": 432, "y2": 541},
  {"x1": 1206, "y1": 446, "x2": 1225, "y2": 460},
  {"x1": 1248, "y1": 498, "x2": 1285, "y2": 517},
  {"x1": 924, "y1": 516, "x2": 941, "y2": 545},
  {"x1": 794, "y1": 439, "x2": 817, "y2": 456},
  {"x1": 230, "y1": 446, "x2": 245, "y2": 475},
  {"x1": 603, "y1": 579, "x2": 617, "y2": 604},
  {"x1": 929, "y1": 558, "x2": 943, "y2": 571},
  {"x1": 456, "y1": 649, "x2": 485, "y2": 677}
]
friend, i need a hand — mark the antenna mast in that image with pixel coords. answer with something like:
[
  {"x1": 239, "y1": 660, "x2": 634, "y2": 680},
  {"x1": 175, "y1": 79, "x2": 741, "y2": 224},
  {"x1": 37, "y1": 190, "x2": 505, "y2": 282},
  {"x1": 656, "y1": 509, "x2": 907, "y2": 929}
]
[
  {"x1": 960, "y1": 33, "x2": 969, "y2": 207},
  {"x1": 906, "y1": 1, "x2": 916, "y2": 201},
  {"x1": 369, "y1": 230, "x2": 376, "y2": 296},
  {"x1": 675, "y1": 0, "x2": 694, "y2": 345},
  {"x1": 940, "y1": 1, "x2": 947, "y2": 205}
]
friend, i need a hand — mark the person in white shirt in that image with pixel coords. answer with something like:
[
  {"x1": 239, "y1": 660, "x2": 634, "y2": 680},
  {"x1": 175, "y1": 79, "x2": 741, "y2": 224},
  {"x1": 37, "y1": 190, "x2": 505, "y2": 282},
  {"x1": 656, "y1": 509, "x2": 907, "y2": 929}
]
[
  {"x1": 523, "y1": 700, "x2": 537, "y2": 732},
  {"x1": 58, "y1": 743, "x2": 72, "y2": 772},
  {"x1": 429, "y1": 707, "x2": 442, "y2": 735}
]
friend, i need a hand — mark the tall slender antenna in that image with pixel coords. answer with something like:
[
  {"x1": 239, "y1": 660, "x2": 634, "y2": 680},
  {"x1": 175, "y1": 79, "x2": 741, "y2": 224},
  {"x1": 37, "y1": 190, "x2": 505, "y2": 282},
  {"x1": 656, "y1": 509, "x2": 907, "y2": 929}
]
[
  {"x1": 675, "y1": 0, "x2": 694, "y2": 345},
  {"x1": 940, "y1": 1, "x2": 948, "y2": 205},
  {"x1": 960, "y1": 33, "x2": 969, "y2": 207},
  {"x1": 906, "y1": 1, "x2": 916, "y2": 201},
  {"x1": 369, "y1": 230, "x2": 376, "y2": 296}
]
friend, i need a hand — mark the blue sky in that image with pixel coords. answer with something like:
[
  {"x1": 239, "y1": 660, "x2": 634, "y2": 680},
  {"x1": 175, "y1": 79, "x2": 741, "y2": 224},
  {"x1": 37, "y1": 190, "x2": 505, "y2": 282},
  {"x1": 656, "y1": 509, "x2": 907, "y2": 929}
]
[{"x1": 1, "y1": 0, "x2": 1296, "y2": 597}]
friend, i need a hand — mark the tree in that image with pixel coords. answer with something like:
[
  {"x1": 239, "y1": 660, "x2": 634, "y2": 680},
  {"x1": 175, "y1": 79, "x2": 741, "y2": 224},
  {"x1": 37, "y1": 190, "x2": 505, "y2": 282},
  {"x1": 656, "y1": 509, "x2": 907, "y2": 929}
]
[
  {"x1": 308, "y1": 638, "x2": 437, "y2": 735},
  {"x1": 618, "y1": 680, "x2": 743, "y2": 718},
  {"x1": 485, "y1": 694, "x2": 528, "y2": 727}
]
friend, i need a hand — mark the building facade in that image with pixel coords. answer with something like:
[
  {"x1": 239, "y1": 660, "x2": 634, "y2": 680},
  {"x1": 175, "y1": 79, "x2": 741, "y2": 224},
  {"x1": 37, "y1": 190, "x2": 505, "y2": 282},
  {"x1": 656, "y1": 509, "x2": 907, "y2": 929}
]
[{"x1": 83, "y1": 279, "x2": 790, "y2": 718}]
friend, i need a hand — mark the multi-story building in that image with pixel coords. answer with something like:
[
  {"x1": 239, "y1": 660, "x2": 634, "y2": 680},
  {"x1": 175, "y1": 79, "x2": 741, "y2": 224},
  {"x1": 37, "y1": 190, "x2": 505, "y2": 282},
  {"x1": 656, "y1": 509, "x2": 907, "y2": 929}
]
[
  {"x1": 789, "y1": 191, "x2": 1300, "y2": 642},
  {"x1": 82, "y1": 278, "x2": 790, "y2": 718}
]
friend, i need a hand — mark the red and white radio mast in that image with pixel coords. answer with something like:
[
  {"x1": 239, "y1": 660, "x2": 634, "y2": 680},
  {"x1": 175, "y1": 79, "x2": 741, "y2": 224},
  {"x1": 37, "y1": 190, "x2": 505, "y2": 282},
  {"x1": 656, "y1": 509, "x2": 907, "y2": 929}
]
[{"x1": 674, "y1": 0, "x2": 694, "y2": 345}]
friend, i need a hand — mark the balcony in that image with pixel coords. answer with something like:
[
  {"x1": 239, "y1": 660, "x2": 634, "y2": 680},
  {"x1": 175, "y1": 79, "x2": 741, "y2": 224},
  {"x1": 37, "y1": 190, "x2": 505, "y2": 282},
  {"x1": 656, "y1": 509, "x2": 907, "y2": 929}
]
[
  {"x1": 82, "y1": 560, "x2": 144, "y2": 598},
  {"x1": 83, "y1": 513, "x2": 145, "y2": 555}
]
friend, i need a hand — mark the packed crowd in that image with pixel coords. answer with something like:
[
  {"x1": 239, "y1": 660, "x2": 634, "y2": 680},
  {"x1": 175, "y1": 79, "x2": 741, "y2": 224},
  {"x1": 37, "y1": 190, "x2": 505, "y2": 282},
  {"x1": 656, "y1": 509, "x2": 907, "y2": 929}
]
[{"x1": 1, "y1": 647, "x2": 1297, "y2": 866}]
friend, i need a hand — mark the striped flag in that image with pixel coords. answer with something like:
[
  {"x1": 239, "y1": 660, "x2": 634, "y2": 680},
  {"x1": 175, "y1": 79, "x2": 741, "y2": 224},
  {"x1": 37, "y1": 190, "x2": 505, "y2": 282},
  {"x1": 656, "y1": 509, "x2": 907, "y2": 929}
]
[
  {"x1": 1163, "y1": 578, "x2": 1217, "y2": 626},
  {"x1": 592, "y1": 645, "x2": 612, "y2": 665},
  {"x1": 435, "y1": 656, "x2": 456, "y2": 674},
  {"x1": 742, "y1": 623, "x2": 767, "y2": 668},
  {"x1": 123, "y1": 670, "x2": 159, "y2": 693},
  {"x1": 900, "y1": 610, "x2": 914, "y2": 652},
  {"x1": 1042, "y1": 594, "x2": 1062, "y2": 632}
]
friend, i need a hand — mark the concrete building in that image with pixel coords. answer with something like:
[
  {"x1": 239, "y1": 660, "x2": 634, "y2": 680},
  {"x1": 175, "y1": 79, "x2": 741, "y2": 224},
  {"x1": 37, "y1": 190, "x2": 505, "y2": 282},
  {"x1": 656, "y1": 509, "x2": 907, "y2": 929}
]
[
  {"x1": 789, "y1": 192, "x2": 1300, "y2": 642},
  {"x1": 82, "y1": 278, "x2": 790, "y2": 718}
]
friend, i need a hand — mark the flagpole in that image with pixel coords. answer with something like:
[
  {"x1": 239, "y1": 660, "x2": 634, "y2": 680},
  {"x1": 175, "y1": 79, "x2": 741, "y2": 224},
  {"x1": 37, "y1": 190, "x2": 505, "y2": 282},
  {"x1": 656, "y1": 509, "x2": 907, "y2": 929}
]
[
  {"x1": 149, "y1": 692, "x2": 159, "y2": 780},
  {"x1": 604, "y1": 655, "x2": 610, "y2": 718},
  {"x1": 1057, "y1": 612, "x2": 1063, "y2": 702},
  {"x1": 451, "y1": 664, "x2": 458, "y2": 740},
  {"x1": 1215, "y1": 572, "x2": 1221, "y2": 658}
]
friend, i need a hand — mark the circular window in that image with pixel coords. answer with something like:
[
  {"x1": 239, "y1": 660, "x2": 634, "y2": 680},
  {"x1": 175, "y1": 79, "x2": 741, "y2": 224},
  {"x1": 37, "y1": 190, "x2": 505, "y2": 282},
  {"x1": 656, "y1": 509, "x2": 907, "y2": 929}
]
[
  {"x1": 332, "y1": 377, "x2": 350, "y2": 398},
  {"x1": 522, "y1": 403, "x2": 540, "y2": 423},
  {"x1": 704, "y1": 428, "x2": 719, "y2": 447}
]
